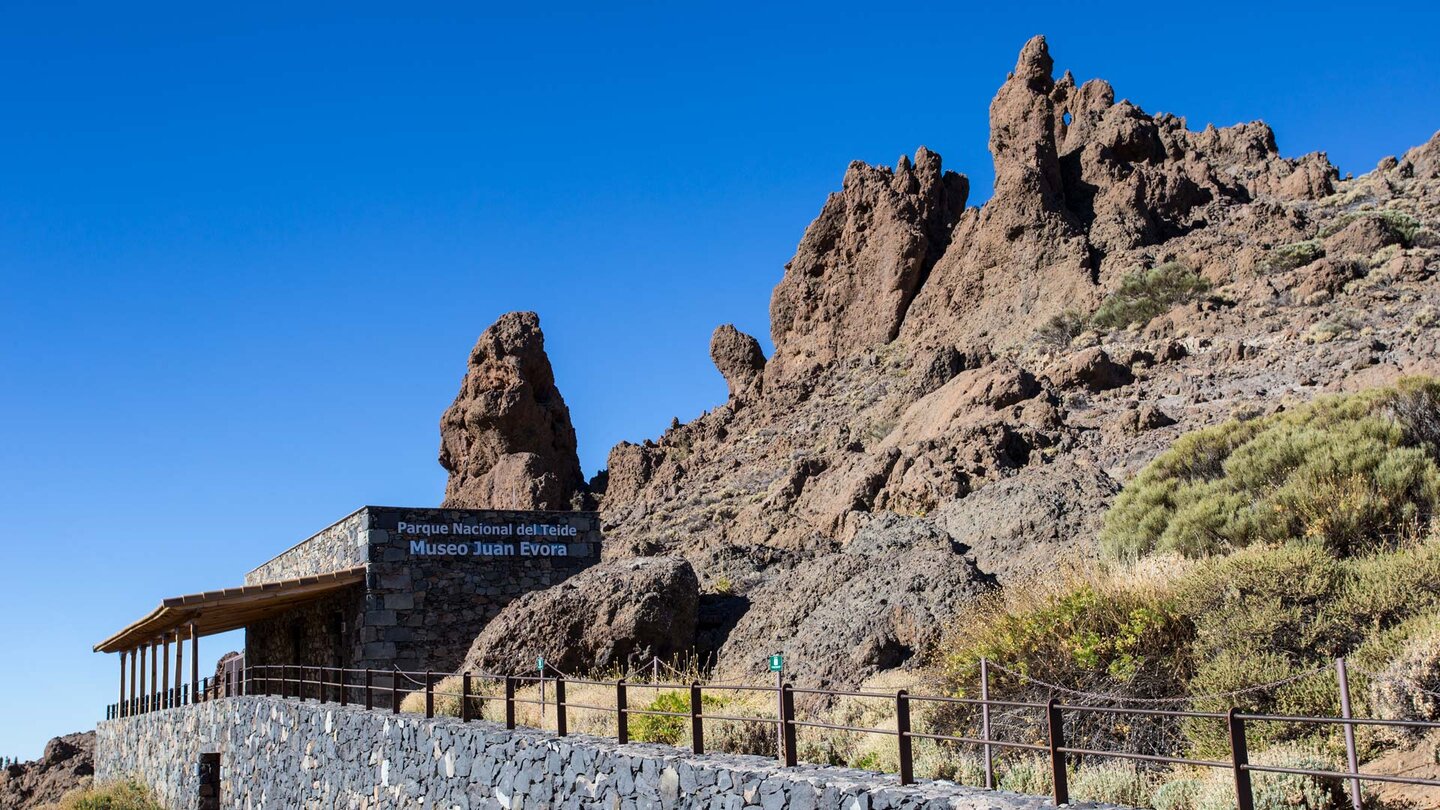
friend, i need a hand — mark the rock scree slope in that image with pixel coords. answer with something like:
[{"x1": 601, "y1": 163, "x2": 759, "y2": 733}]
[{"x1": 440, "y1": 35, "x2": 1440, "y2": 688}]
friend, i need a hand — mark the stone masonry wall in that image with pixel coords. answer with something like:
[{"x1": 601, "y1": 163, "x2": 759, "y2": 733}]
[
  {"x1": 95, "y1": 696, "x2": 1077, "y2": 810},
  {"x1": 246, "y1": 509, "x2": 369, "y2": 585}
]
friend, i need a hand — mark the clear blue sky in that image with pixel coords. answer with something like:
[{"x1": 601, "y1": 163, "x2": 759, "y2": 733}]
[{"x1": 1, "y1": 0, "x2": 1436, "y2": 758}]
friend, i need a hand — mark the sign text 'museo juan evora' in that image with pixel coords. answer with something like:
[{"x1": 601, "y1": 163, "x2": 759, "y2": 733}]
[{"x1": 397, "y1": 519, "x2": 581, "y2": 558}]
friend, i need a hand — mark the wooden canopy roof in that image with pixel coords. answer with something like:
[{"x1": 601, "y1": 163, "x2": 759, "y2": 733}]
[{"x1": 94, "y1": 567, "x2": 366, "y2": 653}]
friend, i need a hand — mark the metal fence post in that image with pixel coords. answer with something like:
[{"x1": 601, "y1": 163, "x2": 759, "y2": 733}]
[
  {"x1": 556, "y1": 676, "x2": 568, "y2": 736},
  {"x1": 616, "y1": 678, "x2": 629, "y2": 744},
  {"x1": 1046, "y1": 698, "x2": 1069, "y2": 806},
  {"x1": 896, "y1": 690, "x2": 913, "y2": 786},
  {"x1": 780, "y1": 684, "x2": 797, "y2": 768},
  {"x1": 1229, "y1": 708, "x2": 1255, "y2": 810},
  {"x1": 1336, "y1": 658, "x2": 1362, "y2": 810},
  {"x1": 980, "y1": 657, "x2": 994, "y2": 790},
  {"x1": 365, "y1": 669, "x2": 373, "y2": 711},
  {"x1": 425, "y1": 671, "x2": 435, "y2": 719},
  {"x1": 391, "y1": 670, "x2": 399, "y2": 714},
  {"x1": 504, "y1": 675, "x2": 516, "y2": 730},
  {"x1": 339, "y1": 669, "x2": 348, "y2": 707},
  {"x1": 690, "y1": 682, "x2": 704, "y2": 754},
  {"x1": 461, "y1": 673, "x2": 472, "y2": 722}
]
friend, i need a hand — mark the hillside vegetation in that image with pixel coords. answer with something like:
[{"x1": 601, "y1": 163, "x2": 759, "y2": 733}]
[{"x1": 935, "y1": 380, "x2": 1440, "y2": 807}]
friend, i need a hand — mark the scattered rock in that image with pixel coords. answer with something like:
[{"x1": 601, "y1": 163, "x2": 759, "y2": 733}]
[{"x1": 1056, "y1": 347, "x2": 1133, "y2": 391}]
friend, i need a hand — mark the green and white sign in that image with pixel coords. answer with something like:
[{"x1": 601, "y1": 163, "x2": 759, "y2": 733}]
[{"x1": 768, "y1": 654, "x2": 784, "y2": 672}]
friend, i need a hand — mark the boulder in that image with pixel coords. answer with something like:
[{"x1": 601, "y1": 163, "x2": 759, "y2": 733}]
[
  {"x1": 439, "y1": 311, "x2": 585, "y2": 510},
  {"x1": 457, "y1": 556, "x2": 700, "y2": 675},
  {"x1": 1056, "y1": 347, "x2": 1133, "y2": 391},
  {"x1": 715, "y1": 514, "x2": 994, "y2": 686}
]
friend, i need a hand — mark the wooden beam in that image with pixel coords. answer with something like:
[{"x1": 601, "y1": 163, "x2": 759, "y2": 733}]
[
  {"x1": 161, "y1": 635, "x2": 170, "y2": 709},
  {"x1": 174, "y1": 631, "x2": 184, "y2": 707},
  {"x1": 138, "y1": 644, "x2": 147, "y2": 713},
  {"x1": 150, "y1": 639, "x2": 158, "y2": 712},
  {"x1": 128, "y1": 649, "x2": 137, "y2": 716},
  {"x1": 190, "y1": 623, "x2": 199, "y2": 706},
  {"x1": 118, "y1": 651, "x2": 127, "y2": 718}
]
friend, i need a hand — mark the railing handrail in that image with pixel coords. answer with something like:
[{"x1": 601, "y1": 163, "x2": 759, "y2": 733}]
[{"x1": 107, "y1": 658, "x2": 1440, "y2": 804}]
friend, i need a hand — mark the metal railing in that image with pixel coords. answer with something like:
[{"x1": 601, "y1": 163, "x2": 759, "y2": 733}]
[{"x1": 110, "y1": 662, "x2": 1440, "y2": 809}]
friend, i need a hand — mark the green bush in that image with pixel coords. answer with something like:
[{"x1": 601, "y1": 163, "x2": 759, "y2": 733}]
[
  {"x1": 54, "y1": 780, "x2": 161, "y2": 810},
  {"x1": 630, "y1": 690, "x2": 722, "y2": 745},
  {"x1": 1264, "y1": 240, "x2": 1326, "y2": 272},
  {"x1": 1101, "y1": 379, "x2": 1440, "y2": 561},
  {"x1": 1319, "y1": 209, "x2": 1423, "y2": 246},
  {"x1": 1070, "y1": 762, "x2": 1156, "y2": 806},
  {"x1": 1092, "y1": 262, "x2": 1212, "y2": 330}
]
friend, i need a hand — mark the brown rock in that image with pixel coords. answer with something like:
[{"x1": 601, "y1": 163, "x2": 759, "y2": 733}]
[
  {"x1": 1323, "y1": 215, "x2": 1404, "y2": 257},
  {"x1": 767, "y1": 147, "x2": 968, "y2": 381},
  {"x1": 456, "y1": 556, "x2": 699, "y2": 675},
  {"x1": 710, "y1": 324, "x2": 766, "y2": 401},
  {"x1": 1056, "y1": 347, "x2": 1133, "y2": 391},
  {"x1": 439, "y1": 312, "x2": 584, "y2": 510},
  {"x1": 0, "y1": 732, "x2": 94, "y2": 809}
]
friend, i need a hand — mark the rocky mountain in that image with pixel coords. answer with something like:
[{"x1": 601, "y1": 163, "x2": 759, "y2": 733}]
[
  {"x1": 441, "y1": 36, "x2": 1440, "y2": 687},
  {"x1": 0, "y1": 732, "x2": 94, "y2": 809}
]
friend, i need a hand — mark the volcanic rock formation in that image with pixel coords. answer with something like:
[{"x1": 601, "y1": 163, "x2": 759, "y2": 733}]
[
  {"x1": 439, "y1": 311, "x2": 584, "y2": 511},
  {"x1": 0, "y1": 732, "x2": 95, "y2": 809},
  {"x1": 444, "y1": 35, "x2": 1440, "y2": 687}
]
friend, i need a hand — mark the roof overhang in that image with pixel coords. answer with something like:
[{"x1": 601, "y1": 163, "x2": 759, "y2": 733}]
[{"x1": 93, "y1": 567, "x2": 367, "y2": 653}]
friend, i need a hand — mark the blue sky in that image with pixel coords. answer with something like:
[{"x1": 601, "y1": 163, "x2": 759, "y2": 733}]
[{"x1": 1, "y1": 1, "x2": 1437, "y2": 757}]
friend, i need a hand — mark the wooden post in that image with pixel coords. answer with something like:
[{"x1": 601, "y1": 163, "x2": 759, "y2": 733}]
[
  {"x1": 340, "y1": 668, "x2": 348, "y2": 707},
  {"x1": 174, "y1": 633, "x2": 184, "y2": 707},
  {"x1": 138, "y1": 644, "x2": 148, "y2": 713},
  {"x1": 189, "y1": 624, "x2": 199, "y2": 707},
  {"x1": 118, "y1": 651, "x2": 127, "y2": 718},
  {"x1": 161, "y1": 635, "x2": 170, "y2": 709},
  {"x1": 780, "y1": 684, "x2": 797, "y2": 768},
  {"x1": 689, "y1": 681, "x2": 704, "y2": 754},
  {"x1": 129, "y1": 648, "x2": 137, "y2": 716},
  {"x1": 1229, "y1": 708, "x2": 1255, "y2": 810},
  {"x1": 616, "y1": 678, "x2": 628, "y2": 744},
  {"x1": 1047, "y1": 698, "x2": 1068, "y2": 807},
  {"x1": 896, "y1": 690, "x2": 913, "y2": 786},
  {"x1": 556, "y1": 676, "x2": 568, "y2": 736},
  {"x1": 425, "y1": 671, "x2": 435, "y2": 719},
  {"x1": 150, "y1": 639, "x2": 158, "y2": 711},
  {"x1": 504, "y1": 676, "x2": 516, "y2": 730},
  {"x1": 390, "y1": 670, "x2": 399, "y2": 714},
  {"x1": 460, "y1": 673, "x2": 472, "y2": 722},
  {"x1": 365, "y1": 669, "x2": 374, "y2": 711}
]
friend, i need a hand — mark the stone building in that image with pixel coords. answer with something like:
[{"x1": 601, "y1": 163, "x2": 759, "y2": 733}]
[{"x1": 95, "y1": 506, "x2": 602, "y2": 708}]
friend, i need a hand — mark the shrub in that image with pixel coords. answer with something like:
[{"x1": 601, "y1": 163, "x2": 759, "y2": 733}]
[
  {"x1": 1070, "y1": 761, "x2": 1156, "y2": 806},
  {"x1": 398, "y1": 675, "x2": 489, "y2": 718},
  {"x1": 630, "y1": 690, "x2": 722, "y2": 745},
  {"x1": 1265, "y1": 240, "x2": 1326, "y2": 272},
  {"x1": 1319, "y1": 209, "x2": 1423, "y2": 246},
  {"x1": 1035, "y1": 309, "x2": 1088, "y2": 348},
  {"x1": 1152, "y1": 776, "x2": 1205, "y2": 810},
  {"x1": 1367, "y1": 620, "x2": 1440, "y2": 726},
  {"x1": 1101, "y1": 380, "x2": 1440, "y2": 561},
  {"x1": 1092, "y1": 262, "x2": 1212, "y2": 330},
  {"x1": 995, "y1": 756, "x2": 1053, "y2": 796},
  {"x1": 54, "y1": 780, "x2": 161, "y2": 810}
]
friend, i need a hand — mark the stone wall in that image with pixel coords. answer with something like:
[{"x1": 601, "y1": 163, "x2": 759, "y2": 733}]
[
  {"x1": 246, "y1": 508, "x2": 369, "y2": 585},
  {"x1": 96, "y1": 696, "x2": 1074, "y2": 810}
]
